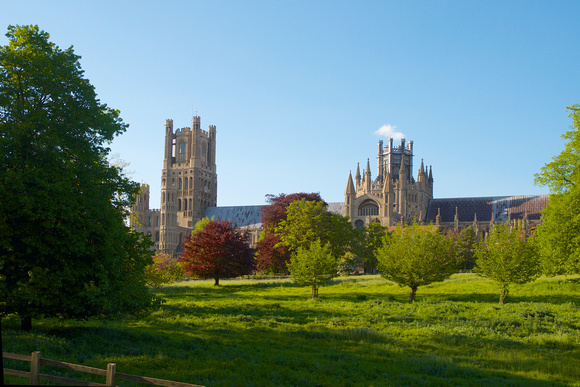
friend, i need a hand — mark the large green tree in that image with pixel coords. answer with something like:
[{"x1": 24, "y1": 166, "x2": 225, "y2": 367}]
[
  {"x1": 534, "y1": 104, "x2": 580, "y2": 275},
  {"x1": 255, "y1": 193, "x2": 323, "y2": 274},
  {"x1": 0, "y1": 25, "x2": 156, "y2": 333},
  {"x1": 275, "y1": 199, "x2": 356, "y2": 259},
  {"x1": 376, "y1": 223, "x2": 457, "y2": 302},
  {"x1": 474, "y1": 222, "x2": 540, "y2": 304}
]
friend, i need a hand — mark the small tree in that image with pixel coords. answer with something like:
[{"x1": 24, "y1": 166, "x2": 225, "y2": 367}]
[
  {"x1": 180, "y1": 220, "x2": 256, "y2": 286},
  {"x1": 474, "y1": 222, "x2": 540, "y2": 304},
  {"x1": 376, "y1": 223, "x2": 457, "y2": 302},
  {"x1": 287, "y1": 239, "x2": 338, "y2": 299},
  {"x1": 455, "y1": 226, "x2": 476, "y2": 271},
  {"x1": 145, "y1": 253, "x2": 185, "y2": 289}
]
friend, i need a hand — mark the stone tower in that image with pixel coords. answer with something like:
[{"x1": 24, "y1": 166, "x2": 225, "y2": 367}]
[
  {"x1": 344, "y1": 138, "x2": 433, "y2": 228},
  {"x1": 159, "y1": 116, "x2": 217, "y2": 254}
]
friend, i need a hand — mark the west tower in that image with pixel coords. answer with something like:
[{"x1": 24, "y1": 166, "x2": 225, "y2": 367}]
[{"x1": 159, "y1": 116, "x2": 217, "y2": 254}]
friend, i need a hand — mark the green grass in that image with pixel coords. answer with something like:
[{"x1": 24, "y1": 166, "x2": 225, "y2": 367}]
[{"x1": 3, "y1": 273, "x2": 580, "y2": 386}]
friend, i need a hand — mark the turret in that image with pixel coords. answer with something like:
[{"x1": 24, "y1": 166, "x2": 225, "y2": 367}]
[
  {"x1": 344, "y1": 172, "x2": 356, "y2": 219},
  {"x1": 355, "y1": 163, "x2": 361, "y2": 187},
  {"x1": 365, "y1": 158, "x2": 372, "y2": 192},
  {"x1": 377, "y1": 140, "x2": 384, "y2": 180}
]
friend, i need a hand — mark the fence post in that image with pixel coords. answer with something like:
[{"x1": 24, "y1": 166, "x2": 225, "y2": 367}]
[
  {"x1": 30, "y1": 351, "x2": 40, "y2": 385},
  {"x1": 106, "y1": 363, "x2": 116, "y2": 387}
]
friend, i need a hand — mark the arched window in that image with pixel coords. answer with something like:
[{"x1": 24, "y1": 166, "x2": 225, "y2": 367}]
[
  {"x1": 178, "y1": 140, "x2": 186, "y2": 154},
  {"x1": 184, "y1": 200, "x2": 188, "y2": 211},
  {"x1": 355, "y1": 219, "x2": 365, "y2": 229},
  {"x1": 178, "y1": 199, "x2": 182, "y2": 211},
  {"x1": 179, "y1": 178, "x2": 182, "y2": 190},
  {"x1": 185, "y1": 178, "x2": 188, "y2": 190},
  {"x1": 358, "y1": 200, "x2": 379, "y2": 216},
  {"x1": 155, "y1": 231, "x2": 160, "y2": 242}
]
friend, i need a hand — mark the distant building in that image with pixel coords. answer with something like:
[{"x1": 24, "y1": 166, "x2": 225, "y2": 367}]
[{"x1": 131, "y1": 117, "x2": 548, "y2": 254}]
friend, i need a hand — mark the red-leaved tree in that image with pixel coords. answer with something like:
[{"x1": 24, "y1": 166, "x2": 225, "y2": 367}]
[
  {"x1": 180, "y1": 220, "x2": 256, "y2": 285},
  {"x1": 256, "y1": 193, "x2": 324, "y2": 273}
]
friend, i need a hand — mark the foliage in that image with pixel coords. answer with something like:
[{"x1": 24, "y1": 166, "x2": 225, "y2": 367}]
[
  {"x1": 145, "y1": 253, "x2": 185, "y2": 289},
  {"x1": 180, "y1": 219, "x2": 256, "y2": 285},
  {"x1": 454, "y1": 226, "x2": 477, "y2": 271},
  {"x1": 355, "y1": 221, "x2": 388, "y2": 273},
  {"x1": 287, "y1": 239, "x2": 338, "y2": 298},
  {"x1": 474, "y1": 222, "x2": 540, "y2": 304},
  {"x1": 256, "y1": 193, "x2": 322, "y2": 273},
  {"x1": 2, "y1": 274, "x2": 580, "y2": 386},
  {"x1": 534, "y1": 104, "x2": 580, "y2": 275},
  {"x1": 376, "y1": 223, "x2": 457, "y2": 302},
  {"x1": 276, "y1": 199, "x2": 356, "y2": 259},
  {"x1": 192, "y1": 217, "x2": 212, "y2": 234},
  {"x1": 0, "y1": 25, "x2": 156, "y2": 328},
  {"x1": 337, "y1": 251, "x2": 362, "y2": 276}
]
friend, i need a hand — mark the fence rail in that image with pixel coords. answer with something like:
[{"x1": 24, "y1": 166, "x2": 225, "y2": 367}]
[{"x1": 3, "y1": 351, "x2": 203, "y2": 387}]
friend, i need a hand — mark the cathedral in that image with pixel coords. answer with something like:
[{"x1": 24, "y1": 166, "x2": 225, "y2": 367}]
[{"x1": 131, "y1": 116, "x2": 549, "y2": 254}]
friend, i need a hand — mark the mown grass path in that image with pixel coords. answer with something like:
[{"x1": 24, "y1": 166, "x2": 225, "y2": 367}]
[{"x1": 3, "y1": 273, "x2": 580, "y2": 386}]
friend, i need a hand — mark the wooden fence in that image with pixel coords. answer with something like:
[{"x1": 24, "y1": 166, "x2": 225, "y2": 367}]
[{"x1": 2, "y1": 351, "x2": 203, "y2": 386}]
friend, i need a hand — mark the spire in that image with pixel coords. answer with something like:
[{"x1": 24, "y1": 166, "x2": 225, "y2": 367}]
[
  {"x1": 417, "y1": 159, "x2": 425, "y2": 183},
  {"x1": 428, "y1": 165, "x2": 433, "y2": 181},
  {"x1": 345, "y1": 172, "x2": 355, "y2": 195},
  {"x1": 454, "y1": 206, "x2": 459, "y2": 231},
  {"x1": 436, "y1": 208, "x2": 441, "y2": 226},
  {"x1": 383, "y1": 169, "x2": 392, "y2": 193},
  {"x1": 365, "y1": 158, "x2": 372, "y2": 192},
  {"x1": 355, "y1": 163, "x2": 361, "y2": 187}
]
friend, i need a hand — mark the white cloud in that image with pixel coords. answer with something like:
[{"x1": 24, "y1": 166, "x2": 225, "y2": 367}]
[{"x1": 374, "y1": 124, "x2": 405, "y2": 140}]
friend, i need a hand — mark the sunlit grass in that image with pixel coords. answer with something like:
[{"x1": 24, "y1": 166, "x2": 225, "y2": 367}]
[{"x1": 3, "y1": 273, "x2": 580, "y2": 386}]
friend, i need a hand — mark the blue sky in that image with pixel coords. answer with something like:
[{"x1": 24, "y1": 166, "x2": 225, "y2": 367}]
[{"x1": 3, "y1": 1, "x2": 579, "y2": 207}]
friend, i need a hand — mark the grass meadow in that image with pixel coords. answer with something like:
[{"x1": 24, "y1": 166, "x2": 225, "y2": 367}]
[{"x1": 2, "y1": 273, "x2": 580, "y2": 386}]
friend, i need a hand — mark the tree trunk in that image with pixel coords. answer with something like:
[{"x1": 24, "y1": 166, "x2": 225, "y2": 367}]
[
  {"x1": 1, "y1": 318, "x2": 4, "y2": 386},
  {"x1": 311, "y1": 285, "x2": 318, "y2": 299},
  {"x1": 21, "y1": 316, "x2": 32, "y2": 331},
  {"x1": 409, "y1": 286, "x2": 417, "y2": 303},
  {"x1": 500, "y1": 284, "x2": 509, "y2": 304},
  {"x1": 214, "y1": 278, "x2": 220, "y2": 286}
]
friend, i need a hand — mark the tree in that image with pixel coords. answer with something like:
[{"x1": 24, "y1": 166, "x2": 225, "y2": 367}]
[
  {"x1": 534, "y1": 104, "x2": 580, "y2": 275},
  {"x1": 454, "y1": 226, "x2": 476, "y2": 271},
  {"x1": 0, "y1": 25, "x2": 156, "y2": 335},
  {"x1": 145, "y1": 253, "x2": 185, "y2": 289},
  {"x1": 275, "y1": 199, "x2": 357, "y2": 259},
  {"x1": 376, "y1": 223, "x2": 457, "y2": 302},
  {"x1": 180, "y1": 219, "x2": 256, "y2": 286},
  {"x1": 287, "y1": 239, "x2": 338, "y2": 298},
  {"x1": 474, "y1": 222, "x2": 540, "y2": 304},
  {"x1": 355, "y1": 221, "x2": 388, "y2": 273},
  {"x1": 256, "y1": 193, "x2": 323, "y2": 274}
]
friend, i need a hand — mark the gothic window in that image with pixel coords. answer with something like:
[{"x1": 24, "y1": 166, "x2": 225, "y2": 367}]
[
  {"x1": 179, "y1": 178, "x2": 182, "y2": 190},
  {"x1": 156, "y1": 217, "x2": 160, "y2": 226},
  {"x1": 148, "y1": 216, "x2": 152, "y2": 226},
  {"x1": 358, "y1": 200, "x2": 379, "y2": 216},
  {"x1": 178, "y1": 140, "x2": 186, "y2": 154},
  {"x1": 184, "y1": 200, "x2": 188, "y2": 211},
  {"x1": 355, "y1": 219, "x2": 365, "y2": 229},
  {"x1": 178, "y1": 199, "x2": 182, "y2": 211},
  {"x1": 155, "y1": 231, "x2": 160, "y2": 242},
  {"x1": 185, "y1": 178, "x2": 188, "y2": 190}
]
